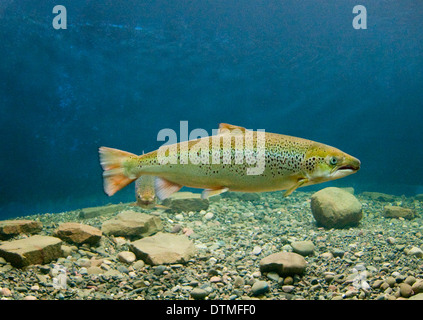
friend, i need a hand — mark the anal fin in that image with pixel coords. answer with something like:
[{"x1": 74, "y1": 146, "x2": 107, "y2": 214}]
[{"x1": 202, "y1": 187, "x2": 229, "y2": 199}]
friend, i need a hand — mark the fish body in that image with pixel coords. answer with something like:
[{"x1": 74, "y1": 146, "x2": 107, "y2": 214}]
[{"x1": 99, "y1": 123, "x2": 360, "y2": 199}]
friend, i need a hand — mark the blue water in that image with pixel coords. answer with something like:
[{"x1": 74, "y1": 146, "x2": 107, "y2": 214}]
[{"x1": 1, "y1": 0, "x2": 422, "y2": 219}]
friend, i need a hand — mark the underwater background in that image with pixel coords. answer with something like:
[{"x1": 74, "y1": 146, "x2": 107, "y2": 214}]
[{"x1": 1, "y1": 0, "x2": 422, "y2": 219}]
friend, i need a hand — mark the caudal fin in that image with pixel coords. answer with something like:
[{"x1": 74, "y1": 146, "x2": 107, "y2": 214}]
[{"x1": 99, "y1": 147, "x2": 137, "y2": 196}]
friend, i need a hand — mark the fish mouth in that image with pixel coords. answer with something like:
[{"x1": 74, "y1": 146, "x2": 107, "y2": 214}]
[
  {"x1": 338, "y1": 165, "x2": 358, "y2": 171},
  {"x1": 338, "y1": 158, "x2": 361, "y2": 172}
]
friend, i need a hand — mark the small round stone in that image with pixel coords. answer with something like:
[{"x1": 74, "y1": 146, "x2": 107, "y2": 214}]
[
  {"x1": 385, "y1": 276, "x2": 396, "y2": 287},
  {"x1": 291, "y1": 241, "x2": 315, "y2": 256},
  {"x1": 399, "y1": 283, "x2": 413, "y2": 298},
  {"x1": 251, "y1": 281, "x2": 269, "y2": 296},
  {"x1": 190, "y1": 288, "x2": 209, "y2": 300},
  {"x1": 117, "y1": 251, "x2": 136, "y2": 264}
]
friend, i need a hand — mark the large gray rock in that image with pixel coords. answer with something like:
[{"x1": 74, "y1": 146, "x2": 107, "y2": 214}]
[
  {"x1": 259, "y1": 252, "x2": 307, "y2": 276},
  {"x1": 102, "y1": 210, "x2": 162, "y2": 239},
  {"x1": 54, "y1": 222, "x2": 102, "y2": 245},
  {"x1": 383, "y1": 206, "x2": 416, "y2": 220},
  {"x1": 311, "y1": 187, "x2": 362, "y2": 228},
  {"x1": 130, "y1": 232, "x2": 196, "y2": 265},
  {"x1": 0, "y1": 220, "x2": 42, "y2": 240},
  {"x1": 0, "y1": 235, "x2": 62, "y2": 268},
  {"x1": 162, "y1": 192, "x2": 209, "y2": 212}
]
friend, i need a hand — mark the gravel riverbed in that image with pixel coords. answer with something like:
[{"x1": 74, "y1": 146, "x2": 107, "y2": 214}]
[{"x1": 1, "y1": 190, "x2": 422, "y2": 300}]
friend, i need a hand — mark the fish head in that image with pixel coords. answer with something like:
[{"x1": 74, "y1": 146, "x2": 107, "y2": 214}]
[
  {"x1": 304, "y1": 143, "x2": 360, "y2": 184},
  {"x1": 135, "y1": 176, "x2": 157, "y2": 208},
  {"x1": 135, "y1": 186, "x2": 156, "y2": 208},
  {"x1": 136, "y1": 191, "x2": 156, "y2": 207}
]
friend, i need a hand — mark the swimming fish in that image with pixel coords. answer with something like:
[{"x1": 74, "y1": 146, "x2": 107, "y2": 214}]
[
  {"x1": 135, "y1": 175, "x2": 157, "y2": 208},
  {"x1": 99, "y1": 123, "x2": 360, "y2": 200}
]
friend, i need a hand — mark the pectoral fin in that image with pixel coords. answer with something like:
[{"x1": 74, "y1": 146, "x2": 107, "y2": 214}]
[
  {"x1": 201, "y1": 187, "x2": 229, "y2": 199},
  {"x1": 283, "y1": 178, "x2": 309, "y2": 197},
  {"x1": 155, "y1": 177, "x2": 183, "y2": 200}
]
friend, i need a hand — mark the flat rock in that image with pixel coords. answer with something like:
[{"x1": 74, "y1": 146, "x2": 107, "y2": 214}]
[
  {"x1": 79, "y1": 203, "x2": 130, "y2": 219},
  {"x1": 162, "y1": 192, "x2": 209, "y2": 212},
  {"x1": 130, "y1": 232, "x2": 196, "y2": 265},
  {"x1": 0, "y1": 220, "x2": 42, "y2": 240},
  {"x1": 0, "y1": 235, "x2": 62, "y2": 268},
  {"x1": 259, "y1": 252, "x2": 307, "y2": 276},
  {"x1": 102, "y1": 210, "x2": 162, "y2": 239},
  {"x1": 383, "y1": 206, "x2": 416, "y2": 220},
  {"x1": 409, "y1": 293, "x2": 423, "y2": 300},
  {"x1": 311, "y1": 187, "x2": 362, "y2": 228},
  {"x1": 361, "y1": 192, "x2": 395, "y2": 202},
  {"x1": 54, "y1": 222, "x2": 102, "y2": 245}
]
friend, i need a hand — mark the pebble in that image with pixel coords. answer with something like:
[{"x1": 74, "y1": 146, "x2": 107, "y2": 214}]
[
  {"x1": 412, "y1": 280, "x2": 423, "y2": 294},
  {"x1": 321, "y1": 252, "x2": 334, "y2": 260},
  {"x1": 234, "y1": 276, "x2": 245, "y2": 288},
  {"x1": 171, "y1": 224, "x2": 182, "y2": 233},
  {"x1": 405, "y1": 276, "x2": 416, "y2": 286},
  {"x1": 174, "y1": 214, "x2": 184, "y2": 221},
  {"x1": 407, "y1": 247, "x2": 423, "y2": 258},
  {"x1": 1, "y1": 287, "x2": 12, "y2": 296},
  {"x1": 266, "y1": 272, "x2": 280, "y2": 282},
  {"x1": 331, "y1": 248, "x2": 345, "y2": 258},
  {"x1": 190, "y1": 288, "x2": 209, "y2": 300},
  {"x1": 385, "y1": 276, "x2": 396, "y2": 287},
  {"x1": 204, "y1": 212, "x2": 214, "y2": 220},
  {"x1": 386, "y1": 237, "x2": 396, "y2": 244},
  {"x1": 252, "y1": 246, "x2": 262, "y2": 255},
  {"x1": 133, "y1": 260, "x2": 145, "y2": 270},
  {"x1": 282, "y1": 285, "x2": 295, "y2": 293},
  {"x1": 154, "y1": 265, "x2": 167, "y2": 276},
  {"x1": 251, "y1": 281, "x2": 269, "y2": 296},
  {"x1": 117, "y1": 251, "x2": 136, "y2": 264},
  {"x1": 291, "y1": 240, "x2": 315, "y2": 256},
  {"x1": 399, "y1": 283, "x2": 413, "y2": 298}
]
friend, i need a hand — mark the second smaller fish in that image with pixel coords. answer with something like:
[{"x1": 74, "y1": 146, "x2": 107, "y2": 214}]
[
  {"x1": 135, "y1": 175, "x2": 157, "y2": 208},
  {"x1": 135, "y1": 175, "x2": 168, "y2": 209}
]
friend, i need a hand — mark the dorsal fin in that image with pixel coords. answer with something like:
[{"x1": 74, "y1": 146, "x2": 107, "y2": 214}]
[{"x1": 218, "y1": 123, "x2": 247, "y2": 134}]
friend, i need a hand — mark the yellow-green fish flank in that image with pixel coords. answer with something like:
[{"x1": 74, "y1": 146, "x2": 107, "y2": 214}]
[{"x1": 99, "y1": 123, "x2": 360, "y2": 199}]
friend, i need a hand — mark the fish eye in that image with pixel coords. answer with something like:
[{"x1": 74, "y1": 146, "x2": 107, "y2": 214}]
[{"x1": 329, "y1": 157, "x2": 338, "y2": 165}]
